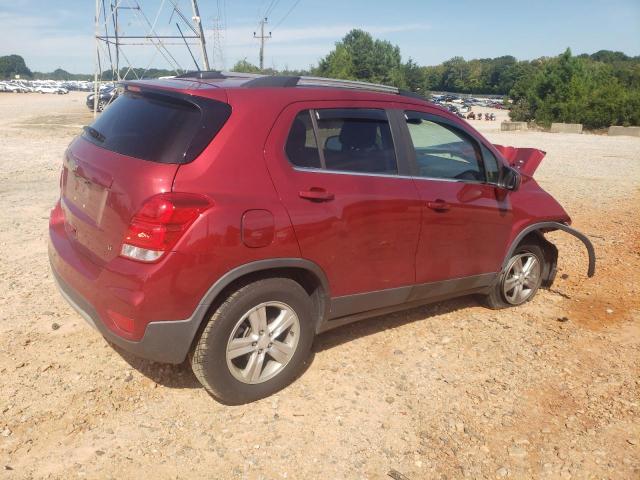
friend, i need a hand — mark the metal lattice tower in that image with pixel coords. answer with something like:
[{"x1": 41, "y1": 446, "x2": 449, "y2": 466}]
[
  {"x1": 92, "y1": 0, "x2": 210, "y2": 115},
  {"x1": 211, "y1": 16, "x2": 225, "y2": 70},
  {"x1": 210, "y1": 0, "x2": 226, "y2": 70}
]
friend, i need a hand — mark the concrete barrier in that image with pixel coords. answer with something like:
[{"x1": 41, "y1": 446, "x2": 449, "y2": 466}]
[
  {"x1": 550, "y1": 123, "x2": 583, "y2": 134},
  {"x1": 608, "y1": 126, "x2": 640, "y2": 137},
  {"x1": 501, "y1": 121, "x2": 528, "y2": 131}
]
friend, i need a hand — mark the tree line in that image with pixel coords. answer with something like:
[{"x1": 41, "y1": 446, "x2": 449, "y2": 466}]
[
  {"x1": 3, "y1": 28, "x2": 639, "y2": 128},
  {"x1": 233, "y1": 30, "x2": 640, "y2": 128}
]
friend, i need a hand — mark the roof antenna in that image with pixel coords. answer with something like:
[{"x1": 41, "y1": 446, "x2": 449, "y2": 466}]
[{"x1": 176, "y1": 23, "x2": 201, "y2": 71}]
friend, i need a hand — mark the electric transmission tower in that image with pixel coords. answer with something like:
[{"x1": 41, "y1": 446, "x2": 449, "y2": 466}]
[
  {"x1": 211, "y1": 16, "x2": 225, "y2": 70},
  {"x1": 93, "y1": 0, "x2": 210, "y2": 116}
]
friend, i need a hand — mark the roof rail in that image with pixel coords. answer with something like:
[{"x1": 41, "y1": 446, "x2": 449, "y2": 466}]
[
  {"x1": 242, "y1": 76, "x2": 300, "y2": 88},
  {"x1": 241, "y1": 75, "x2": 400, "y2": 94},
  {"x1": 175, "y1": 70, "x2": 264, "y2": 80},
  {"x1": 296, "y1": 76, "x2": 399, "y2": 94},
  {"x1": 398, "y1": 89, "x2": 428, "y2": 101},
  {"x1": 173, "y1": 71, "x2": 427, "y2": 100}
]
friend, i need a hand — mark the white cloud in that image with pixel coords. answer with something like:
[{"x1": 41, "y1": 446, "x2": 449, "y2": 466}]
[
  {"x1": 0, "y1": 11, "x2": 93, "y2": 71},
  {"x1": 209, "y1": 23, "x2": 430, "y2": 47},
  {"x1": 209, "y1": 23, "x2": 431, "y2": 69},
  {"x1": 0, "y1": 7, "x2": 430, "y2": 73}
]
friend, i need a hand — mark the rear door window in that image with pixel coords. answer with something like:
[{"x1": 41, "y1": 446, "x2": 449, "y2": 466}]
[
  {"x1": 82, "y1": 90, "x2": 231, "y2": 164},
  {"x1": 284, "y1": 108, "x2": 398, "y2": 175},
  {"x1": 316, "y1": 109, "x2": 397, "y2": 174},
  {"x1": 285, "y1": 111, "x2": 321, "y2": 169}
]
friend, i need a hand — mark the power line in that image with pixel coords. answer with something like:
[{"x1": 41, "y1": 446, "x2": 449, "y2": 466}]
[
  {"x1": 255, "y1": 0, "x2": 266, "y2": 26},
  {"x1": 263, "y1": 0, "x2": 281, "y2": 18},
  {"x1": 222, "y1": 0, "x2": 227, "y2": 29},
  {"x1": 92, "y1": 0, "x2": 210, "y2": 115},
  {"x1": 272, "y1": 0, "x2": 301, "y2": 30}
]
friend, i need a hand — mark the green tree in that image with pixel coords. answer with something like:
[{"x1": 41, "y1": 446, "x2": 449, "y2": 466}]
[
  {"x1": 509, "y1": 48, "x2": 639, "y2": 128},
  {"x1": 440, "y1": 57, "x2": 470, "y2": 91},
  {"x1": 402, "y1": 59, "x2": 425, "y2": 93},
  {"x1": 0, "y1": 55, "x2": 32, "y2": 79},
  {"x1": 232, "y1": 59, "x2": 262, "y2": 74},
  {"x1": 315, "y1": 29, "x2": 405, "y2": 87},
  {"x1": 423, "y1": 64, "x2": 444, "y2": 91}
]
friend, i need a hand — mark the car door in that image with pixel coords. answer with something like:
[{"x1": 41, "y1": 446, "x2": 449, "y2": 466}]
[
  {"x1": 399, "y1": 109, "x2": 513, "y2": 284},
  {"x1": 264, "y1": 103, "x2": 421, "y2": 300}
]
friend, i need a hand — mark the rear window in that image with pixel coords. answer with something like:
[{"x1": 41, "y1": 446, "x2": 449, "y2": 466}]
[{"x1": 82, "y1": 90, "x2": 231, "y2": 164}]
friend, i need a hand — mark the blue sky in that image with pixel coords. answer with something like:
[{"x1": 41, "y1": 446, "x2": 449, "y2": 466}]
[{"x1": 1, "y1": 0, "x2": 639, "y2": 73}]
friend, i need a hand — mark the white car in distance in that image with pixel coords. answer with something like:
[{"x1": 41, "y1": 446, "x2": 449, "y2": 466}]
[{"x1": 36, "y1": 85, "x2": 68, "y2": 94}]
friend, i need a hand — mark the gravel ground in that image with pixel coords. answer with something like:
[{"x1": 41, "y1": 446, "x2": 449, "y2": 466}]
[{"x1": 0, "y1": 93, "x2": 638, "y2": 479}]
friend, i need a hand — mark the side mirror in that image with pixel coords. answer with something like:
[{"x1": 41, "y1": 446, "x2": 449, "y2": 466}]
[{"x1": 501, "y1": 166, "x2": 521, "y2": 191}]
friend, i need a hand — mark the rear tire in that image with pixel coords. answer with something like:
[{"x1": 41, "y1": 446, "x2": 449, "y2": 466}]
[
  {"x1": 484, "y1": 242, "x2": 545, "y2": 309},
  {"x1": 190, "y1": 278, "x2": 314, "y2": 405}
]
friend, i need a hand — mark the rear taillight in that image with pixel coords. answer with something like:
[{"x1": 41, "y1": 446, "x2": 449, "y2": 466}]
[
  {"x1": 120, "y1": 193, "x2": 212, "y2": 263},
  {"x1": 50, "y1": 200, "x2": 65, "y2": 227}
]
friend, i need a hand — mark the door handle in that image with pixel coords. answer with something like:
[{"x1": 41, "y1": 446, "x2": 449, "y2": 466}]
[
  {"x1": 426, "y1": 200, "x2": 450, "y2": 212},
  {"x1": 299, "y1": 188, "x2": 335, "y2": 202}
]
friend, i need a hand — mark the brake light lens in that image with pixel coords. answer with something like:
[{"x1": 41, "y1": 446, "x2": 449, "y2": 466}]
[
  {"x1": 49, "y1": 200, "x2": 65, "y2": 228},
  {"x1": 120, "y1": 193, "x2": 212, "y2": 262}
]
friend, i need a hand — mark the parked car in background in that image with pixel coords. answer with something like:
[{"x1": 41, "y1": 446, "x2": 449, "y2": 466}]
[
  {"x1": 36, "y1": 85, "x2": 67, "y2": 94},
  {"x1": 50, "y1": 72, "x2": 595, "y2": 404},
  {"x1": 2, "y1": 82, "x2": 26, "y2": 93},
  {"x1": 85, "y1": 85, "x2": 118, "y2": 112},
  {"x1": 0, "y1": 79, "x2": 91, "y2": 93}
]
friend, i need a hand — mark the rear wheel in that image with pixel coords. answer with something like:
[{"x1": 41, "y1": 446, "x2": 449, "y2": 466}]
[
  {"x1": 190, "y1": 278, "x2": 314, "y2": 404},
  {"x1": 484, "y1": 243, "x2": 544, "y2": 309}
]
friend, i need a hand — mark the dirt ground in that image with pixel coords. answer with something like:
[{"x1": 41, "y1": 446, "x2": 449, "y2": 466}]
[{"x1": 0, "y1": 92, "x2": 638, "y2": 479}]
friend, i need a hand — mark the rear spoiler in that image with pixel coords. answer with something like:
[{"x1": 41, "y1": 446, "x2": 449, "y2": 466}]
[{"x1": 493, "y1": 145, "x2": 546, "y2": 177}]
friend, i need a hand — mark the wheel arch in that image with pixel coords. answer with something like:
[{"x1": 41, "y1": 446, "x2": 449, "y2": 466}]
[
  {"x1": 502, "y1": 222, "x2": 596, "y2": 282},
  {"x1": 187, "y1": 259, "x2": 331, "y2": 353}
]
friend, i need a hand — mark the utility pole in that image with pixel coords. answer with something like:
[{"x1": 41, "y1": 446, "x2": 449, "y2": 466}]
[
  {"x1": 93, "y1": 0, "x2": 100, "y2": 117},
  {"x1": 111, "y1": 1, "x2": 120, "y2": 80},
  {"x1": 191, "y1": 0, "x2": 210, "y2": 70},
  {"x1": 253, "y1": 17, "x2": 271, "y2": 71}
]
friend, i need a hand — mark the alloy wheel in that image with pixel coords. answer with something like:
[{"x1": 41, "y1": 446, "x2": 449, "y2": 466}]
[
  {"x1": 225, "y1": 301, "x2": 300, "y2": 384},
  {"x1": 502, "y1": 252, "x2": 541, "y2": 305}
]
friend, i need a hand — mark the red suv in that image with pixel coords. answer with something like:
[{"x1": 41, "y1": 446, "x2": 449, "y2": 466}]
[{"x1": 49, "y1": 72, "x2": 595, "y2": 404}]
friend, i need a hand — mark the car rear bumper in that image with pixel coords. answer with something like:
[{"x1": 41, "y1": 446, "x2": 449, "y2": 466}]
[
  {"x1": 48, "y1": 223, "x2": 203, "y2": 364},
  {"x1": 50, "y1": 266, "x2": 199, "y2": 364}
]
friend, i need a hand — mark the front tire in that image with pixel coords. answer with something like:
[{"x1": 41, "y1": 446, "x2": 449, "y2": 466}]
[
  {"x1": 190, "y1": 278, "x2": 315, "y2": 404},
  {"x1": 484, "y1": 242, "x2": 544, "y2": 309}
]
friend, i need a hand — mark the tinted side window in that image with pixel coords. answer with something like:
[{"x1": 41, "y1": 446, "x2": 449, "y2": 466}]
[
  {"x1": 315, "y1": 109, "x2": 397, "y2": 175},
  {"x1": 285, "y1": 111, "x2": 321, "y2": 169},
  {"x1": 481, "y1": 144, "x2": 501, "y2": 184},
  {"x1": 405, "y1": 112, "x2": 483, "y2": 182}
]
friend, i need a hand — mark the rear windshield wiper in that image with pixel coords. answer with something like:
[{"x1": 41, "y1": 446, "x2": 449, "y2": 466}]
[{"x1": 83, "y1": 125, "x2": 106, "y2": 143}]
